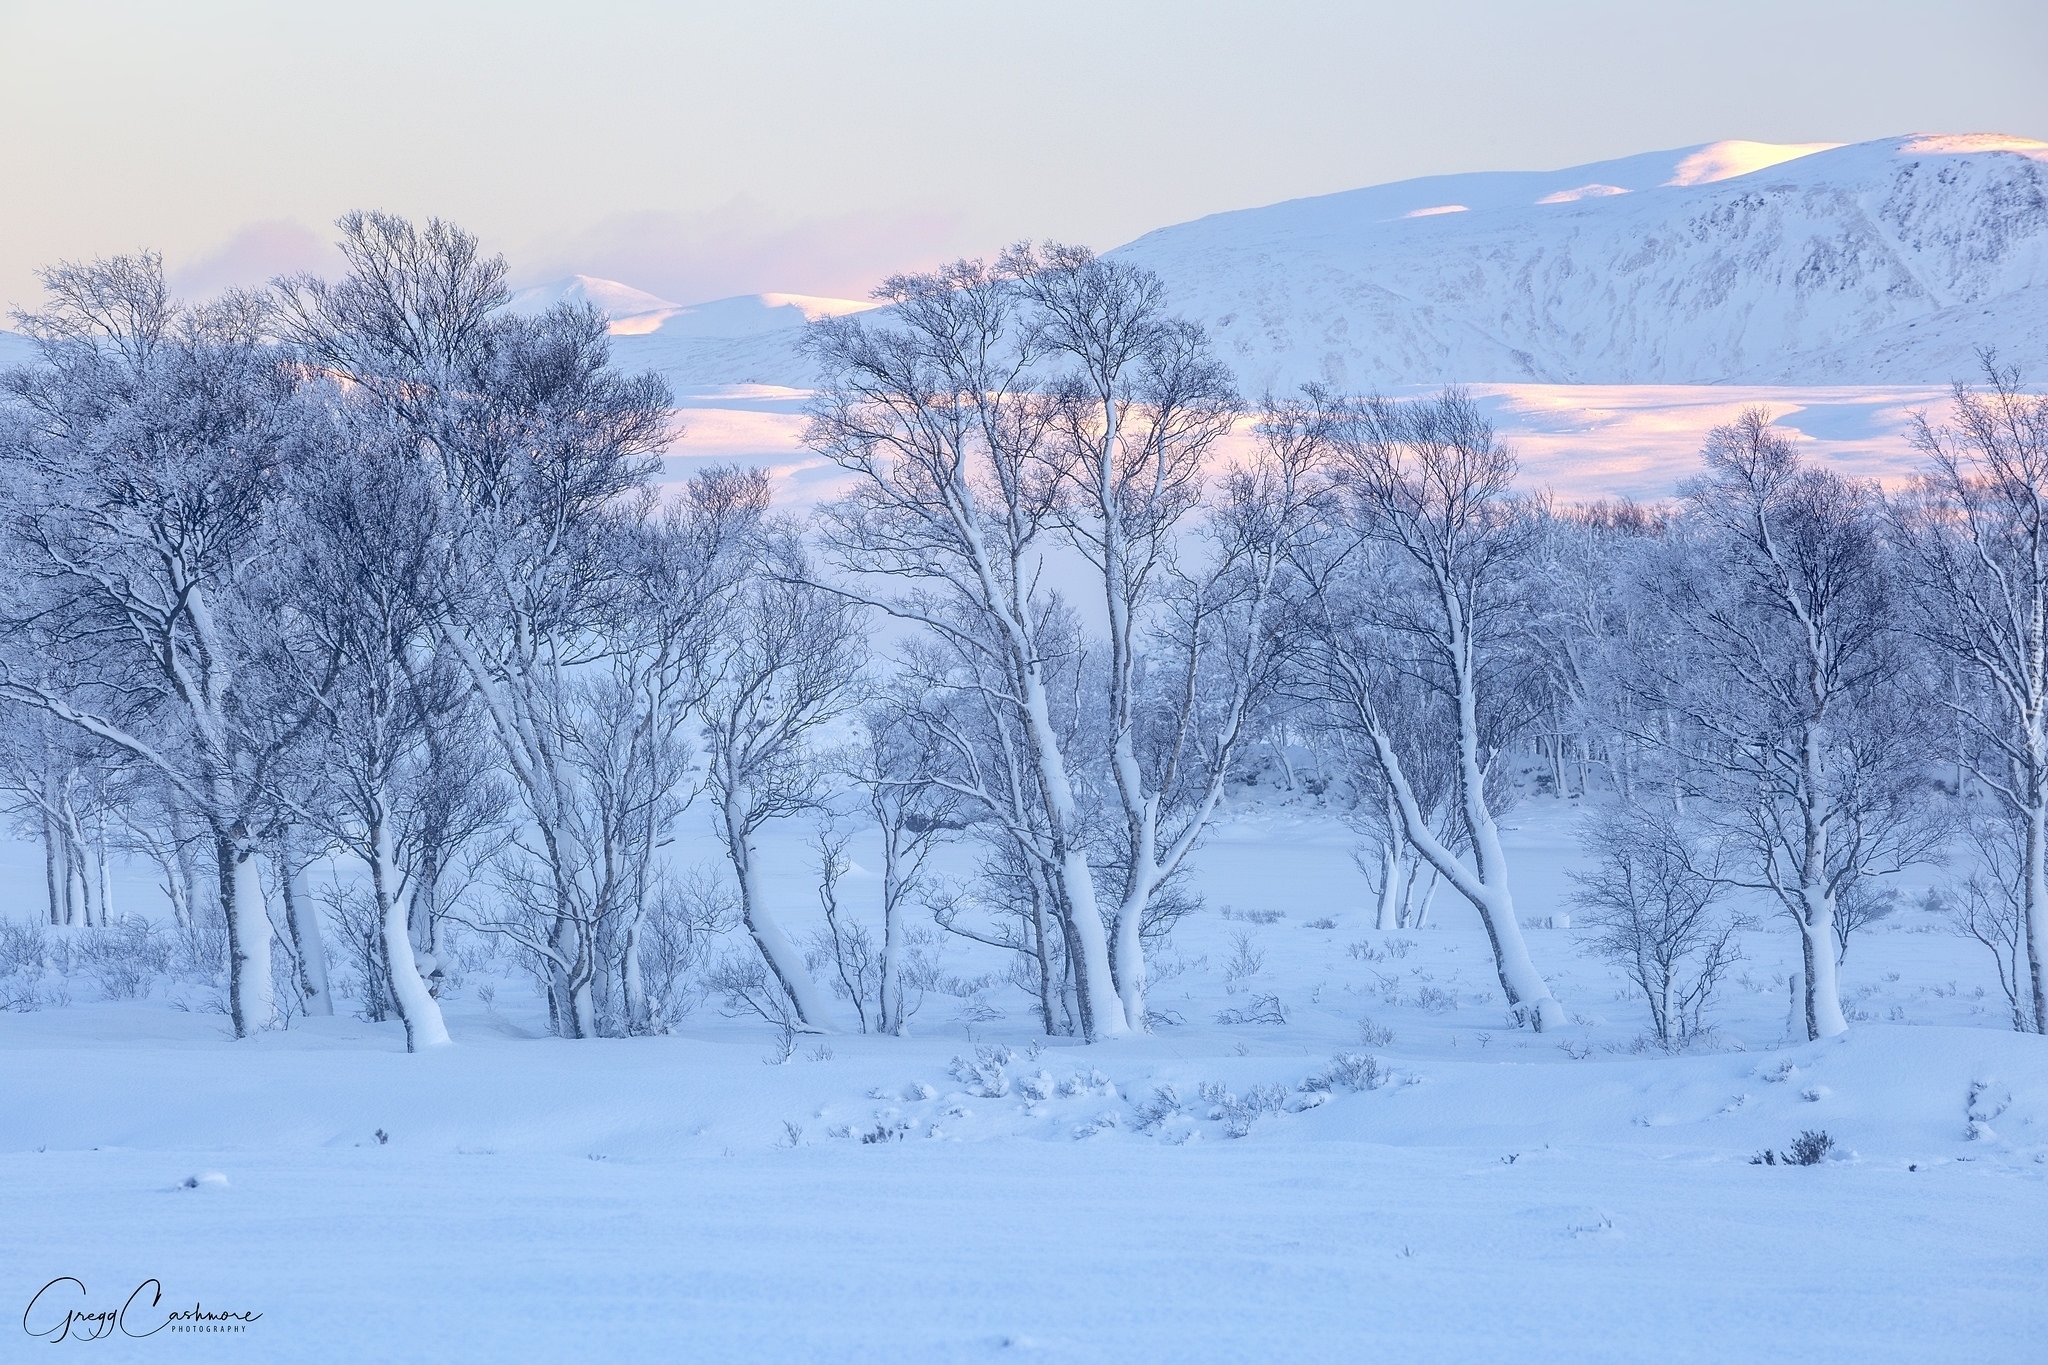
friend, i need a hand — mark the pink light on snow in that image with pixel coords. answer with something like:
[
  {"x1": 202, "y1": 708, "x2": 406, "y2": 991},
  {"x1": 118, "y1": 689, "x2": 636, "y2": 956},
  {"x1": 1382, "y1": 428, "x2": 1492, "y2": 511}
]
[{"x1": 1662, "y1": 140, "x2": 1841, "y2": 187}]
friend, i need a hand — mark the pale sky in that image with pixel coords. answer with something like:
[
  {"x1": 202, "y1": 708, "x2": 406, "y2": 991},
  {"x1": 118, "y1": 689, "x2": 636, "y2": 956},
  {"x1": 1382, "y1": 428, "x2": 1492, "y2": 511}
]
[{"x1": 2, "y1": 0, "x2": 2043, "y2": 312}]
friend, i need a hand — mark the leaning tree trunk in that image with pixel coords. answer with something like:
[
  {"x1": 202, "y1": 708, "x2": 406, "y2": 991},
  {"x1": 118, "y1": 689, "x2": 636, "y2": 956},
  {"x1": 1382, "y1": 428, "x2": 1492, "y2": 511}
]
[
  {"x1": 370, "y1": 813, "x2": 450, "y2": 1051},
  {"x1": 722, "y1": 791, "x2": 834, "y2": 1031}
]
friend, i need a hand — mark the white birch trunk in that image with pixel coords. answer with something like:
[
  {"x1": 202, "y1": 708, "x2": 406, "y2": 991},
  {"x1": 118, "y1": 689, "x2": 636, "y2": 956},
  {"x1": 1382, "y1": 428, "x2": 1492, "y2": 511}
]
[
  {"x1": 878, "y1": 819, "x2": 907, "y2": 1036},
  {"x1": 218, "y1": 830, "x2": 276, "y2": 1037},
  {"x1": 275, "y1": 830, "x2": 333, "y2": 1017},
  {"x1": 1374, "y1": 825, "x2": 1404, "y2": 932},
  {"x1": 1798, "y1": 884, "x2": 1849, "y2": 1039},
  {"x1": 371, "y1": 816, "x2": 450, "y2": 1051},
  {"x1": 1016, "y1": 675, "x2": 1125, "y2": 1038},
  {"x1": 2026, "y1": 796, "x2": 2048, "y2": 1034},
  {"x1": 723, "y1": 790, "x2": 834, "y2": 1031}
]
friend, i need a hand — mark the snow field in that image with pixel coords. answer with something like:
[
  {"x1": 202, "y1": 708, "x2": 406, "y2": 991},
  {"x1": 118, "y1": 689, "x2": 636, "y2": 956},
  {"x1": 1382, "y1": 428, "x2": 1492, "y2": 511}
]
[{"x1": 3, "y1": 789, "x2": 2044, "y2": 1361}]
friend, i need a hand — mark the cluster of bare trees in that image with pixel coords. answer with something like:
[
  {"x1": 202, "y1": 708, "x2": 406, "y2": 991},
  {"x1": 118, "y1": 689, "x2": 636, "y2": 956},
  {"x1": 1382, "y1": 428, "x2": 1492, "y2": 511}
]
[
  {"x1": 2, "y1": 215, "x2": 2042, "y2": 1053},
  {"x1": 0, "y1": 219, "x2": 844, "y2": 1051}
]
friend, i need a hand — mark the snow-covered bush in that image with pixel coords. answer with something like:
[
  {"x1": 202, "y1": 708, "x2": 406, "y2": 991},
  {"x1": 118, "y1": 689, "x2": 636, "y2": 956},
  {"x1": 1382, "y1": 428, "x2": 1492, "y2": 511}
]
[
  {"x1": 1223, "y1": 930, "x2": 1266, "y2": 985},
  {"x1": 1753, "y1": 1130, "x2": 1835, "y2": 1166},
  {"x1": 949, "y1": 1044, "x2": 1013, "y2": 1098},
  {"x1": 1357, "y1": 1015, "x2": 1396, "y2": 1047},
  {"x1": 0, "y1": 918, "x2": 44, "y2": 979},
  {"x1": 77, "y1": 918, "x2": 174, "y2": 1000},
  {"x1": 1133, "y1": 1085, "x2": 1184, "y2": 1132},
  {"x1": 1301, "y1": 1052, "x2": 1385, "y2": 1094},
  {"x1": 1200, "y1": 1081, "x2": 1289, "y2": 1138}
]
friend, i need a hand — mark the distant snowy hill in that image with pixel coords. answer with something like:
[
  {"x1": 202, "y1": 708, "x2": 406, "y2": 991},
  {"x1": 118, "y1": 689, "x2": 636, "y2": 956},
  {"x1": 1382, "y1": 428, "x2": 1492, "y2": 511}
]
[
  {"x1": 1114, "y1": 134, "x2": 2048, "y2": 389},
  {"x1": 17, "y1": 137, "x2": 2042, "y2": 398},
  {"x1": 508, "y1": 275, "x2": 682, "y2": 334},
  {"x1": 0, "y1": 329, "x2": 35, "y2": 371}
]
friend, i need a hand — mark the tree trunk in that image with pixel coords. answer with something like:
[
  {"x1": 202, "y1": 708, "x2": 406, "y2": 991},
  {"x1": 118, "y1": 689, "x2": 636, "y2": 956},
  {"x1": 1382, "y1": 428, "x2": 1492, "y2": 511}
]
[
  {"x1": 878, "y1": 819, "x2": 907, "y2": 1036},
  {"x1": 370, "y1": 815, "x2": 451, "y2": 1051},
  {"x1": 1797, "y1": 883, "x2": 1849, "y2": 1039},
  {"x1": 41, "y1": 803, "x2": 63, "y2": 927},
  {"x1": 2023, "y1": 796, "x2": 2048, "y2": 1033},
  {"x1": 1112, "y1": 852, "x2": 1156, "y2": 1032},
  {"x1": 724, "y1": 792, "x2": 833, "y2": 1031},
  {"x1": 1374, "y1": 830, "x2": 1404, "y2": 931},
  {"x1": 274, "y1": 828, "x2": 334, "y2": 1017},
  {"x1": 216, "y1": 827, "x2": 276, "y2": 1038}
]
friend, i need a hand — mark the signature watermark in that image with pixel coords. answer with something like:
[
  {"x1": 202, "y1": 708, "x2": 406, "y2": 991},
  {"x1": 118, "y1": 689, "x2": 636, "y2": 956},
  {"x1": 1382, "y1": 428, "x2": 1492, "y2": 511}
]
[{"x1": 22, "y1": 1278, "x2": 262, "y2": 1343}]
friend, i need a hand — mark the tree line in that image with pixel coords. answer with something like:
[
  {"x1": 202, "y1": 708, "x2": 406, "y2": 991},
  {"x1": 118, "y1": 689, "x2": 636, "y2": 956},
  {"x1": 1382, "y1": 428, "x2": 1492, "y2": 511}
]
[{"x1": 2, "y1": 216, "x2": 2042, "y2": 1051}]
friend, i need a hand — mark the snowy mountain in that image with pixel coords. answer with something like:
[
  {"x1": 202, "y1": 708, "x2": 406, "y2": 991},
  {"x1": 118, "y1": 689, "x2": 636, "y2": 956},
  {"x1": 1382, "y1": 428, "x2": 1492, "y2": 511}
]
[
  {"x1": 1114, "y1": 134, "x2": 2048, "y2": 389},
  {"x1": 510, "y1": 275, "x2": 877, "y2": 344},
  {"x1": 507, "y1": 274, "x2": 683, "y2": 334}
]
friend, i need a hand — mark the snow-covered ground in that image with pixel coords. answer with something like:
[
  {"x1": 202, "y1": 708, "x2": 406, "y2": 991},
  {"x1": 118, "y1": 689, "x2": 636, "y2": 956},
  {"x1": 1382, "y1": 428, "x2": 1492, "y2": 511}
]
[{"x1": 5, "y1": 786, "x2": 2042, "y2": 1360}]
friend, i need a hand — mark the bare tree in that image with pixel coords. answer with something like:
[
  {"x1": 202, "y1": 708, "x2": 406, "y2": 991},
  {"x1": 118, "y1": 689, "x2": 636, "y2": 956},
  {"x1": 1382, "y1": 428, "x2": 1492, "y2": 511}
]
[
  {"x1": 702, "y1": 543, "x2": 866, "y2": 1032},
  {"x1": 275, "y1": 212, "x2": 676, "y2": 1039},
  {"x1": 0, "y1": 255, "x2": 302, "y2": 1036},
  {"x1": 265, "y1": 401, "x2": 455, "y2": 1050},
  {"x1": 806, "y1": 257, "x2": 1127, "y2": 1039},
  {"x1": 1570, "y1": 803, "x2": 1742, "y2": 1048},
  {"x1": 838, "y1": 696, "x2": 961, "y2": 1035},
  {"x1": 1934, "y1": 808, "x2": 2037, "y2": 1032},
  {"x1": 1018, "y1": 243, "x2": 1245, "y2": 1030},
  {"x1": 1298, "y1": 389, "x2": 1564, "y2": 1030},
  {"x1": 1892, "y1": 360, "x2": 2048, "y2": 1033},
  {"x1": 1632, "y1": 409, "x2": 1933, "y2": 1039}
]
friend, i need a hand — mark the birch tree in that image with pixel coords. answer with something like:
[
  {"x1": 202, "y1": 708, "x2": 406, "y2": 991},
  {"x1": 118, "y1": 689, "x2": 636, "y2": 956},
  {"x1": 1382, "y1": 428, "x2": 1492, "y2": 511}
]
[
  {"x1": 1299, "y1": 390, "x2": 1564, "y2": 1030},
  {"x1": 275, "y1": 213, "x2": 674, "y2": 1039},
  {"x1": 0, "y1": 256, "x2": 300, "y2": 1036},
  {"x1": 1892, "y1": 362, "x2": 2048, "y2": 1033},
  {"x1": 1635, "y1": 409, "x2": 1932, "y2": 1039},
  {"x1": 702, "y1": 544, "x2": 865, "y2": 1032},
  {"x1": 806, "y1": 258, "x2": 1129, "y2": 1040},
  {"x1": 266, "y1": 402, "x2": 455, "y2": 1049}
]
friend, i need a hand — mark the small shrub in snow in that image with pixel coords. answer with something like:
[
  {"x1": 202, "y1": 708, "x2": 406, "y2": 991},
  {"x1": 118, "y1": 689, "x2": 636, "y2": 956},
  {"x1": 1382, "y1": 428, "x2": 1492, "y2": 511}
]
[
  {"x1": 1383, "y1": 937, "x2": 1416, "y2": 960},
  {"x1": 1224, "y1": 930, "x2": 1267, "y2": 984},
  {"x1": 1215, "y1": 994, "x2": 1287, "y2": 1025},
  {"x1": 0, "y1": 919, "x2": 47, "y2": 978},
  {"x1": 1220, "y1": 906, "x2": 1284, "y2": 925},
  {"x1": 1055, "y1": 1069, "x2": 1114, "y2": 1099},
  {"x1": 949, "y1": 1044, "x2": 1013, "y2": 1098},
  {"x1": 1017, "y1": 1070, "x2": 1056, "y2": 1103},
  {"x1": 1303, "y1": 917, "x2": 1337, "y2": 930},
  {"x1": 1348, "y1": 940, "x2": 1385, "y2": 963},
  {"x1": 1966, "y1": 1080, "x2": 2008, "y2": 1124},
  {"x1": 1134, "y1": 1085, "x2": 1184, "y2": 1132},
  {"x1": 1570, "y1": 803, "x2": 1742, "y2": 1048},
  {"x1": 1357, "y1": 1015, "x2": 1396, "y2": 1047},
  {"x1": 1301, "y1": 1052, "x2": 1385, "y2": 1094},
  {"x1": 1072, "y1": 1111, "x2": 1120, "y2": 1139},
  {"x1": 1415, "y1": 985, "x2": 1457, "y2": 1013},
  {"x1": 1200, "y1": 1081, "x2": 1289, "y2": 1138},
  {"x1": 1751, "y1": 1130, "x2": 1835, "y2": 1166}
]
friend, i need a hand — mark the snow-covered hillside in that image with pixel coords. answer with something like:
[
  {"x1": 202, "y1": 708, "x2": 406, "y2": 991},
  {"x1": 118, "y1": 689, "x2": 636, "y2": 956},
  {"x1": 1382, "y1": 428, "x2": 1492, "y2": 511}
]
[
  {"x1": 594, "y1": 134, "x2": 2048, "y2": 395},
  {"x1": 1114, "y1": 134, "x2": 2048, "y2": 390}
]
